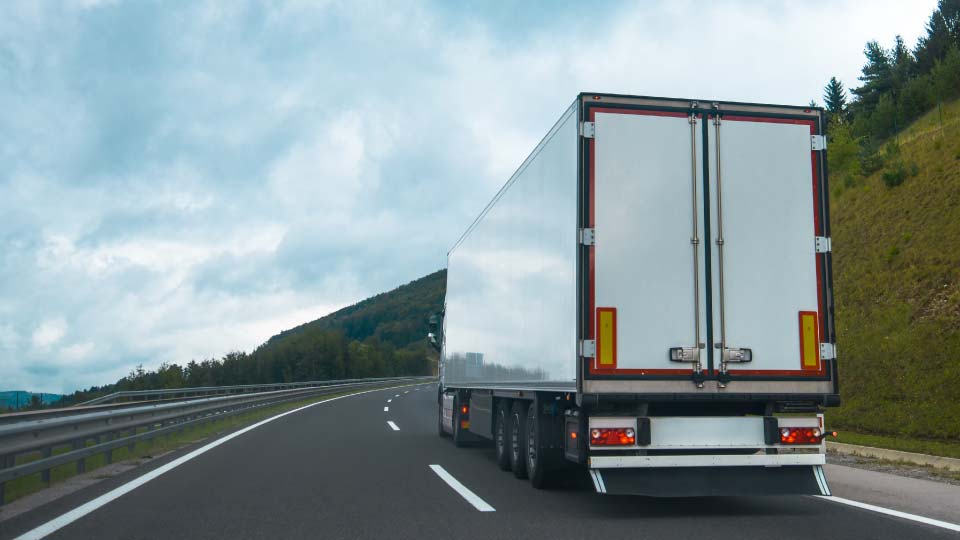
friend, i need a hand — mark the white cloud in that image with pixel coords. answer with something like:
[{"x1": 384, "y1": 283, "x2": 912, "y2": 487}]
[
  {"x1": 31, "y1": 318, "x2": 67, "y2": 350},
  {"x1": 267, "y1": 109, "x2": 398, "y2": 219},
  {"x1": 0, "y1": 0, "x2": 942, "y2": 393},
  {"x1": 60, "y1": 341, "x2": 95, "y2": 363}
]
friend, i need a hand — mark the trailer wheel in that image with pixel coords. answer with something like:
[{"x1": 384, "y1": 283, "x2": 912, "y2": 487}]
[
  {"x1": 509, "y1": 401, "x2": 529, "y2": 479},
  {"x1": 525, "y1": 401, "x2": 548, "y2": 488},
  {"x1": 452, "y1": 395, "x2": 467, "y2": 447},
  {"x1": 494, "y1": 401, "x2": 511, "y2": 471}
]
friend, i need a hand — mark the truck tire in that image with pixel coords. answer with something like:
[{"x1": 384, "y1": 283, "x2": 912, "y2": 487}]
[
  {"x1": 452, "y1": 395, "x2": 467, "y2": 447},
  {"x1": 509, "y1": 401, "x2": 529, "y2": 479},
  {"x1": 494, "y1": 401, "x2": 512, "y2": 471},
  {"x1": 525, "y1": 401, "x2": 548, "y2": 488}
]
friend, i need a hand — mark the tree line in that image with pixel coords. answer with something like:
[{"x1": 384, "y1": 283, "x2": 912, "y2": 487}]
[
  {"x1": 821, "y1": 0, "x2": 960, "y2": 189},
  {"x1": 60, "y1": 271, "x2": 446, "y2": 405}
]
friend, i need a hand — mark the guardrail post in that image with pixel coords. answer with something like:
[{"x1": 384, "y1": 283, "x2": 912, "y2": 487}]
[
  {"x1": 0, "y1": 453, "x2": 12, "y2": 506},
  {"x1": 41, "y1": 447, "x2": 51, "y2": 483},
  {"x1": 73, "y1": 440, "x2": 86, "y2": 474}
]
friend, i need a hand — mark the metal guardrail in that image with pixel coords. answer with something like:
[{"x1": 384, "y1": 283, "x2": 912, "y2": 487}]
[
  {"x1": 0, "y1": 376, "x2": 433, "y2": 505},
  {"x1": 77, "y1": 376, "x2": 414, "y2": 407}
]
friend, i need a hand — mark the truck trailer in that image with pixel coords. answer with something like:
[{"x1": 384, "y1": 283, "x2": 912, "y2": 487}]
[{"x1": 431, "y1": 92, "x2": 838, "y2": 496}]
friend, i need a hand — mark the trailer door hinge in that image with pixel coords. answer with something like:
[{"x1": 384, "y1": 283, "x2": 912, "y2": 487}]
[
  {"x1": 580, "y1": 121, "x2": 596, "y2": 139},
  {"x1": 811, "y1": 135, "x2": 827, "y2": 151},
  {"x1": 579, "y1": 228, "x2": 596, "y2": 246},
  {"x1": 820, "y1": 343, "x2": 836, "y2": 360},
  {"x1": 580, "y1": 340, "x2": 596, "y2": 358},
  {"x1": 815, "y1": 236, "x2": 832, "y2": 253}
]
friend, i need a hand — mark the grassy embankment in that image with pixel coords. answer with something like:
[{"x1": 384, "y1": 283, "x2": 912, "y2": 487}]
[{"x1": 829, "y1": 98, "x2": 960, "y2": 458}]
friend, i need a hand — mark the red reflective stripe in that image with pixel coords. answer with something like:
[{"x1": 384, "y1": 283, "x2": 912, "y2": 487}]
[{"x1": 587, "y1": 107, "x2": 688, "y2": 375}]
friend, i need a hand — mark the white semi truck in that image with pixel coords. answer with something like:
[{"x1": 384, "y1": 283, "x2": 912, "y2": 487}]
[{"x1": 430, "y1": 92, "x2": 838, "y2": 496}]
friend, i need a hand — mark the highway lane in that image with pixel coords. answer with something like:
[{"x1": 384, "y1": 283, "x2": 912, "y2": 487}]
[{"x1": 2, "y1": 382, "x2": 957, "y2": 539}]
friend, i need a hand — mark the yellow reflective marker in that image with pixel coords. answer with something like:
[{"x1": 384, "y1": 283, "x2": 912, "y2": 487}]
[
  {"x1": 597, "y1": 308, "x2": 617, "y2": 367},
  {"x1": 799, "y1": 311, "x2": 820, "y2": 370}
]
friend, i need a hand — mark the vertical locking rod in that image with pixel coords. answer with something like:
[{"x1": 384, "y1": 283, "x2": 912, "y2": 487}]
[
  {"x1": 689, "y1": 110, "x2": 703, "y2": 384},
  {"x1": 713, "y1": 105, "x2": 730, "y2": 381}
]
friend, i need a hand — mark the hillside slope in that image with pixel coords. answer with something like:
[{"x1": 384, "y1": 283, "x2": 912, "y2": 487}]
[
  {"x1": 265, "y1": 269, "x2": 446, "y2": 349},
  {"x1": 830, "y1": 99, "x2": 960, "y2": 440},
  {"x1": 246, "y1": 269, "x2": 447, "y2": 381}
]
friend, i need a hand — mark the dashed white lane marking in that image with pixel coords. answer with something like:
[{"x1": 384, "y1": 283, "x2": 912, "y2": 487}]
[
  {"x1": 384, "y1": 406, "x2": 389, "y2": 412},
  {"x1": 12, "y1": 384, "x2": 411, "y2": 540},
  {"x1": 387, "y1": 399, "x2": 392, "y2": 403},
  {"x1": 404, "y1": 391, "x2": 409, "y2": 394},
  {"x1": 428, "y1": 465, "x2": 495, "y2": 512},
  {"x1": 815, "y1": 496, "x2": 960, "y2": 533},
  {"x1": 387, "y1": 421, "x2": 400, "y2": 431},
  {"x1": 395, "y1": 394, "x2": 400, "y2": 398}
]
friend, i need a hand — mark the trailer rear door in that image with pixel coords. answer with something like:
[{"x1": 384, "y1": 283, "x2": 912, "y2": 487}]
[
  {"x1": 706, "y1": 115, "x2": 825, "y2": 379},
  {"x1": 589, "y1": 109, "x2": 708, "y2": 378},
  {"x1": 585, "y1": 103, "x2": 830, "y2": 386}
]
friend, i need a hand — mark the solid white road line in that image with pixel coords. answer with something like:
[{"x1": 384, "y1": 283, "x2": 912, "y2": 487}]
[
  {"x1": 13, "y1": 385, "x2": 408, "y2": 540},
  {"x1": 387, "y1": 421, "x2": 400, "y2": 431},
  {"x1": 815, "y1": 496, "x2": 960, "y2": 533},
  {"x1": 384, "y1": 406, "x2": 389, "y2": 412},
  {"x1": 428, "y1": 465, "x2": 495, "y2": 512}
]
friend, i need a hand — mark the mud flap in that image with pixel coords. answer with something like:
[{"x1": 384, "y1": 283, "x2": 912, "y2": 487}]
[{"x1": 590, "y1": 465, "x2": 831, "y2": 497}]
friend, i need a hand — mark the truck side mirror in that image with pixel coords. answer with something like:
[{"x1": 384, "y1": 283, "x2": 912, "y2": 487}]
[{"x1": 428, "y1": 312, "x2": 443, "y2": 352}]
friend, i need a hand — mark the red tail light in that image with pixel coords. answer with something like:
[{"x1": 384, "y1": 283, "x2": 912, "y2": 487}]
[
  {"x1": 780, "y1": 427, "x2": 823, "y2": 444},
  {"x1": 590, "y1": 427, "x2": 636, "y2": 446}
]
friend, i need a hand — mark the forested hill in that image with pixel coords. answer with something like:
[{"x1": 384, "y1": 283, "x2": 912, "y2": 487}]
[
  {"x1": 57, "y1": 270, "x2": 446, "y2": 406},
  {"x1": 265, "y1": 269, "x2": 446, "y2": 350}
]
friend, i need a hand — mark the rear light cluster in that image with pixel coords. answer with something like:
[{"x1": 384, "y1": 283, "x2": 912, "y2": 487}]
[
  {"x1": 590, "y1": 427, "x2": 636, "y2": 446},
  {"x1": 780, "y1": 427, "x2": 823, "y2": 444}
]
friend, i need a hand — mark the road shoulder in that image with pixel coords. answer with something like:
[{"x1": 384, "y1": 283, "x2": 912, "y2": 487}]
[{"x1": 824, "y1": 462, "x2": 960, "y2": 526}]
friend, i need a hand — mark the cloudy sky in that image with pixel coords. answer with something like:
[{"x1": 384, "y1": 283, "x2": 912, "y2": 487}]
[{"x1": 0, "y1": 0, "x2": 938, "y2": 393}]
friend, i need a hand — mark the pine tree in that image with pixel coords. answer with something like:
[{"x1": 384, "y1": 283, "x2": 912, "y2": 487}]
[
  {"x1": 851, "y1": 41, "x2": 893, "y2": 112},
  {"x1": 823, "y1": 77, "x2": 847, "y2": 116},
  {"x1": 915, "y1": 10, "x2": 952, "y2": 74},
  {"x1": 891, "y1": 35, "x2": 915, "y2": 91},
  {"x1": 940, "y1": 0, "x2": 960, "y2": 48}
]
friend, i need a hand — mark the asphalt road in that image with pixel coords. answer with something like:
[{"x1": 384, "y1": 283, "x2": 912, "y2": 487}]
[{"x1": 2, "y1": 383, "x2": 958, "y2": 539}]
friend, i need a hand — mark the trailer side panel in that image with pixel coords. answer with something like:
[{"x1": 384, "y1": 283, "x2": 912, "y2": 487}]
[{"x1": 443, "y1": 102, "x2": 579, "y2": 390}]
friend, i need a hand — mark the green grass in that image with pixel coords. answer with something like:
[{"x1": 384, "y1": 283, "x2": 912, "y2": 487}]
[
  {"x1": 830, "y1": 98, "x2": 960, "y2": 444},
  {"x1": 2, "y1": 385, "x2": 409, "y2": 505}
]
